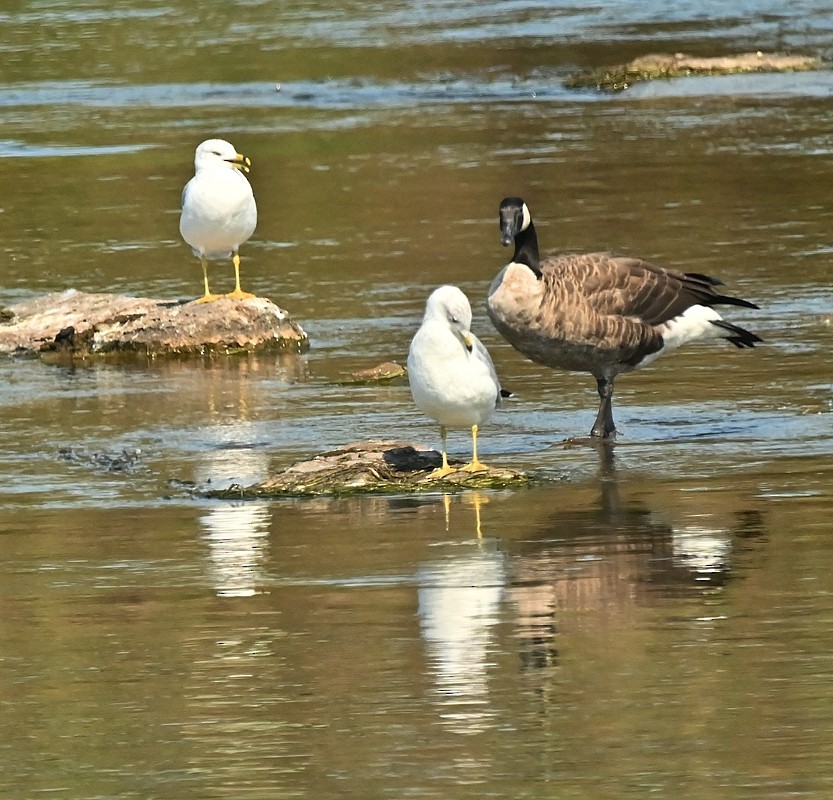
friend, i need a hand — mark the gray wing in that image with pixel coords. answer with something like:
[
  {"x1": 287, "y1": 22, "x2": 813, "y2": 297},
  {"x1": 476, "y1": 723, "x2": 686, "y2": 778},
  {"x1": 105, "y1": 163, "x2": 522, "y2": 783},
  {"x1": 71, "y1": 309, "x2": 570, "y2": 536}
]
[{"x1": 470, "y1": 333, "x2": 505, "y2": 408}]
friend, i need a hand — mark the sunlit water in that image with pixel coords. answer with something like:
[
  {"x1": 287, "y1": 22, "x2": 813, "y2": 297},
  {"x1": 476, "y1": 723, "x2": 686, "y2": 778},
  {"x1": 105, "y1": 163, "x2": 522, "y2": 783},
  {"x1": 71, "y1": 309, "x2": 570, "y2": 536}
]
[{"x1": 1, "y1": 2, "x2": 833, "y2": 798}]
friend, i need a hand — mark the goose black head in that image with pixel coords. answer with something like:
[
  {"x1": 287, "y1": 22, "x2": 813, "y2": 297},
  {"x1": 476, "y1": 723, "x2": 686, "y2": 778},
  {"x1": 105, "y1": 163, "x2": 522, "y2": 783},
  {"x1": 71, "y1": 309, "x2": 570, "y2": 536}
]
[
  {"x1": 498, "y1": 196, "x2": 541, "y2": 277},
  {"x1": 499, "y1": 196, "x2": 532, "y2": 247}
]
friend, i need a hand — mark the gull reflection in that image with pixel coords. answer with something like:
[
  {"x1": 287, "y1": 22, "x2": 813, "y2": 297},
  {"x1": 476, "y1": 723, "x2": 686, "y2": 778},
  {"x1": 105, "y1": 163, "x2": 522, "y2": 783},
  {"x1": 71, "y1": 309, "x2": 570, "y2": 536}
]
[
  {"x1": 199, "y1": 500, "x2": 271, "y2": 597},
  {"x1": 441, "y1": 491, "x2": 488, "y2": 538},
  {"x1": 417, "y1": 502, "x2": 507, "y2": 735},
  {"x1": 196, "y1": 436, "x2": 271, "y2": 598}
]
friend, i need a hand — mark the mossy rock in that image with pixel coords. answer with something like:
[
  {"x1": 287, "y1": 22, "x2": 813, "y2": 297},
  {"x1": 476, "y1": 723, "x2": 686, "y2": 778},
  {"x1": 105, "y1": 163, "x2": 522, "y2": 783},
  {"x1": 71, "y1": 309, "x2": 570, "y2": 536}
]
[
  {"x1": 204, "y1": 440, "x2": 537, "y2": 498},
  {"x1": 566, "y1": 51, "x2": 823, "y2": 92}
]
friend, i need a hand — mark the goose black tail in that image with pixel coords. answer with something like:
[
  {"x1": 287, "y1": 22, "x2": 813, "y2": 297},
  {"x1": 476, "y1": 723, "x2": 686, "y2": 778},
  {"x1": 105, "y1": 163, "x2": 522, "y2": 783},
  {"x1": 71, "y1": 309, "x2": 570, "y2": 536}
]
[
  {"x1": 684, "y1": 272, "x2": 760, "y2": 310},
  {"x1": 710, "y1": 319, "x2": 763, "y2": 348},
  {"x1": 713, "y1": 293, "x2": 759, "y2": 311}
]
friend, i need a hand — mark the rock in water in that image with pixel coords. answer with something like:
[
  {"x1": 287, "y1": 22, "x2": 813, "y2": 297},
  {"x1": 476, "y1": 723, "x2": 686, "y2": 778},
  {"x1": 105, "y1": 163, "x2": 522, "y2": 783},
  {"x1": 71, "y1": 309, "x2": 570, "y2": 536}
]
[
  {"x1": 0, "y1": 290, "x2": 308, "y2": 357},
  {"x1": 566, "y1": 51, "x2": 823, "y2": 91},
  {"x1": 204, "y1": 440, "x2": 536, "y2": 498}
]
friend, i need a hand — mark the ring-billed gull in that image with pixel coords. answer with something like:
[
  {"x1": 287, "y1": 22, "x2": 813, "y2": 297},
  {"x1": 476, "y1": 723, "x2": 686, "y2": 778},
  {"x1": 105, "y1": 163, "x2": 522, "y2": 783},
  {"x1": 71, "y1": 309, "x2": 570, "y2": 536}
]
[
  {"x1": 180, "y1": 138, "x2": 258, "y2": 302},
  {"x1": 488, "y1": 196, "x2": 761, "y2": 438},
  {"x1": 408, "y1": 285, "x2": 506, "y2": 477}
]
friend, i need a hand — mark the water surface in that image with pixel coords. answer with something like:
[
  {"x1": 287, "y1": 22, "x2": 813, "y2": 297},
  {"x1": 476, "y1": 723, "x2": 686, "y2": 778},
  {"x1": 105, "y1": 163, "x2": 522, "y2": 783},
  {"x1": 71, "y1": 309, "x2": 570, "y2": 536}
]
[{"x1": 1, "y1": 1, "x2": 833, "y2": 797}]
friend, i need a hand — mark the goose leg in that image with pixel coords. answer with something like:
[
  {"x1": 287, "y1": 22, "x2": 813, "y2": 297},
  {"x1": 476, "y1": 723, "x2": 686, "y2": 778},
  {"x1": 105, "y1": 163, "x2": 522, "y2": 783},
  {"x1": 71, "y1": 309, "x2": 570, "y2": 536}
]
[
  {"x1": 195, "y1": 256, "x2": 222, "y2": 303},
  {"x1": 590, "y1": 377, "x2": 617, "y2": 438}
]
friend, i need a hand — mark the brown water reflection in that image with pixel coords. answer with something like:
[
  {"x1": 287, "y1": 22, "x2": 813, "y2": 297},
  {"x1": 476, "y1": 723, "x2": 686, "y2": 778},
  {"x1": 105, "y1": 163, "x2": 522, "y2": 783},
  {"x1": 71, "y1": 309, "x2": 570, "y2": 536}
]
[
  {"x1": 2, "y1": 461, "x2": 832, "y2": 797},
  {"x1": 3, "y1": 0, "x2": 833, "y2": 797}
]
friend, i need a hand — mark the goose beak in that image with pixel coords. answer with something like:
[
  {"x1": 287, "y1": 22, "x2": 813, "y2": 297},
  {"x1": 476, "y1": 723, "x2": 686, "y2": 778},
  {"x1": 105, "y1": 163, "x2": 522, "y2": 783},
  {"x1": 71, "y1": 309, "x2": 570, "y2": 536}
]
[
  {"x1": 226, "y1": 152, "x2": 252, "y2": 173},
  {"x1": 500, "y1": 220, "x2": 515, "y2": 247}
]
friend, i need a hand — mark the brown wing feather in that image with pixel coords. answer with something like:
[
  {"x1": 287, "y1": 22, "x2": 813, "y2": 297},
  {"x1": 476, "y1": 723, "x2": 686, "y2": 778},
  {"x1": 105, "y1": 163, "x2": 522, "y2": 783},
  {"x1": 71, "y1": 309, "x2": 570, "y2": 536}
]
[
  {"x1": 531, "y1": 258, "x2": 665, "y2": 371},
  {"x1": 539, "y1": 252, "x2": 757, "y2": 326}
]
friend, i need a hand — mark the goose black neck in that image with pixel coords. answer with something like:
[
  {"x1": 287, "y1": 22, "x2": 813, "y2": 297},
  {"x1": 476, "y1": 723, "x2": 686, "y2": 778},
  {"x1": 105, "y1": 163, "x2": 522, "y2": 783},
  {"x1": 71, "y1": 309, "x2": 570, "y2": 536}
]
[{"x1": 513, "y1": 221, "x2": 542, "y2": 279}]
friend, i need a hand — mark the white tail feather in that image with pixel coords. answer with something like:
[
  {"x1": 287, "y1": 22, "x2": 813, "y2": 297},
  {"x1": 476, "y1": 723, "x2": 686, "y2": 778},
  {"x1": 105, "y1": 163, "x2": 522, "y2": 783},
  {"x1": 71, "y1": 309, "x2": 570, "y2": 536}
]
[{"x1": 641, "y1": 305, "x2": 724, "y2": 367}]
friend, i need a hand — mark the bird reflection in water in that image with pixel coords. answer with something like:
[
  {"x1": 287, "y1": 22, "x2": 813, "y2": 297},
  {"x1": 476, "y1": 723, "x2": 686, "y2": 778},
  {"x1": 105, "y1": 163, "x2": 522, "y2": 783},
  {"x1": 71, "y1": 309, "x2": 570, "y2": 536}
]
[
  {"x1": 196, "y1": 442, "x2": 271, "y2": 598},
  {"x1": 199, "y1": 500, "x2": 271, "y2": 597},
  {"x1": 417, "y1": 493, "x2": 507, "y2": 735},
  {"x1": 671, "y1": 525, "x2": 734, "y2": 581},
  {"x1": 506, "y1": 443, "x2": 766, "y2": 677},
  {"x1": 441, "y1": 490, "x2": 488, "y2": 538}
]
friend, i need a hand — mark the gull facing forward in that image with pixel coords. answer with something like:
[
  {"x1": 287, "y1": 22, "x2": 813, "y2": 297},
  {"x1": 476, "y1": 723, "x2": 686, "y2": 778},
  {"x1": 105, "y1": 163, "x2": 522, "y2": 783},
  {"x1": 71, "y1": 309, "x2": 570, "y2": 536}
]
[{"x1": 180, "y1": 138, "x2": 257, "y2": 302}]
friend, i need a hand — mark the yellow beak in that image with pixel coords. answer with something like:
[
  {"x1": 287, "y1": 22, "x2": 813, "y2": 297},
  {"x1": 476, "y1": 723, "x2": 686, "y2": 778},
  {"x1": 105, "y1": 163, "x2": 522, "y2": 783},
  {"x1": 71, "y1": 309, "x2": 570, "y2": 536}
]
[
  {"x1": 226, "y1": 152, "x2": 252, "y2": 173},
  {"x1": 462, "y1": 332, "x2": 473, "y2": 353}
]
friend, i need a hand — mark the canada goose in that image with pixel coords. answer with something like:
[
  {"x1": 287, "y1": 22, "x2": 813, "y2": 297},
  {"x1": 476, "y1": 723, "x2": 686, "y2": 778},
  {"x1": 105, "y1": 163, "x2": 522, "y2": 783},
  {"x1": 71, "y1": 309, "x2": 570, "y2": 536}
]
[
  {"x1": 487, "y1": 196, "x2": 761, "y2": 438},
  {"x1": 408, "y1": 285, "x2": 506, "y2": 476},
  {"x1": 180, "y1": 139, "x2": 258, "y2": 302}
]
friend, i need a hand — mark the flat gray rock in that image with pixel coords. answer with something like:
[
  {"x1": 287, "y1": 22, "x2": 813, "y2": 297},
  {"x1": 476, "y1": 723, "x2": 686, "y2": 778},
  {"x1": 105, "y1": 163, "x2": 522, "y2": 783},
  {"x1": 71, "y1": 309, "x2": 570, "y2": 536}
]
[{"x1": 0, "y1": 290, "x2": 308, "y2": 357}]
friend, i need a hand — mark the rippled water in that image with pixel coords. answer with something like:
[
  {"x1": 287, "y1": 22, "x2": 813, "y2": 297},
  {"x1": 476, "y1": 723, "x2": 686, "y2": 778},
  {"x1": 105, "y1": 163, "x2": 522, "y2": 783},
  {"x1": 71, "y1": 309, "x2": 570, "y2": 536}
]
[{"x1": 2, "y1": 1, "x2": 833, "y2": 798}]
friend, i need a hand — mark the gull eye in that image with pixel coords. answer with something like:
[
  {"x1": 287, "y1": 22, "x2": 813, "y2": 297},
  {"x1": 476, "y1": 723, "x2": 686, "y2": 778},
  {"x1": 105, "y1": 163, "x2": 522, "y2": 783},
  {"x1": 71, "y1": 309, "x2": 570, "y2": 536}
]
[{"x1": 448, "y1": 315, "x2": 459, "y2": 324}]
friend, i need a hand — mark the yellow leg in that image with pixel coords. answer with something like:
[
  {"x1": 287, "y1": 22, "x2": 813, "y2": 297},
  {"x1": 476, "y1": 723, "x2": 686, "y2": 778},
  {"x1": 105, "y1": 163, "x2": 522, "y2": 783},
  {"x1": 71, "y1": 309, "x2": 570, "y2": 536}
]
[
  {"x1": 461, "y1": 424, "x2": 487, "y2": 472},
  {"x1": 195, "y1": 256, "x2": 222, "y2": 303},
  {"x1": 224, "y1": 253, "x2": 256, "y2": 300},
  {"x1": 429, "y1": 426, "x2": 456, "y2": 478}
]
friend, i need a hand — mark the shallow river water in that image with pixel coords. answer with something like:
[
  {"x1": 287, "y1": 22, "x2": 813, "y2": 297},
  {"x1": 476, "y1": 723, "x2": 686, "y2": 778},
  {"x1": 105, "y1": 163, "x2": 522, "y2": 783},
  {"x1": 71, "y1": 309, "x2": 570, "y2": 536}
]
[{"x1": 2, "y1": 2, "x2": 833, "y2": 798}]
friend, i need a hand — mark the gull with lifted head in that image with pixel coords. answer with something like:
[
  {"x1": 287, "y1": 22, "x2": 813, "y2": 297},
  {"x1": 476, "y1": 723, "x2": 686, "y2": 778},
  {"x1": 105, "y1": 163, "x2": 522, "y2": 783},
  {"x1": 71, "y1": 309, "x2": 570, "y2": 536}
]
[{"x1": 180, "y1": 138, "x2": 258, "y2": 302}]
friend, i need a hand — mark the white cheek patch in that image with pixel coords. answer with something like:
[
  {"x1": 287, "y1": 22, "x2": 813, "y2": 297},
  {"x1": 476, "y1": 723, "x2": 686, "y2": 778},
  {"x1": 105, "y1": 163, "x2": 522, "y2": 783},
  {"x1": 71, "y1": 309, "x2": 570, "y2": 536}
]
[{"x1": 521, "y1": 203, "x2": 531, "y2": 231}]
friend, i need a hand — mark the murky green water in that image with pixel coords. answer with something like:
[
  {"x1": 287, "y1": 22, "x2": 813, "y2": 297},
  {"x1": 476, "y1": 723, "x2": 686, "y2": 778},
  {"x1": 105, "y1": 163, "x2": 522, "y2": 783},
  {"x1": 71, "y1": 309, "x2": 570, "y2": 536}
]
[{"x1": 2, "y1": 2, "x2": 833, "y2": 798}]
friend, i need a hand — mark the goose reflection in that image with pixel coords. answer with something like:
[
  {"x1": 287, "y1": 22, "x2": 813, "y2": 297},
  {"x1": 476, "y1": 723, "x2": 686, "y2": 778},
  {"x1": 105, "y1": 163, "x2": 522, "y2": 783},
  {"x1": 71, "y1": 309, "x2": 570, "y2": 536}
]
[
  {"x1": 514, "y1": 445, "x2": 744, "y2": 593},
  {"x1": 417, "y1": 495, "x2": 507, "y2": 735},
  {"x1": 505, "y1": 446, "x2": 766, "y2": 674}
]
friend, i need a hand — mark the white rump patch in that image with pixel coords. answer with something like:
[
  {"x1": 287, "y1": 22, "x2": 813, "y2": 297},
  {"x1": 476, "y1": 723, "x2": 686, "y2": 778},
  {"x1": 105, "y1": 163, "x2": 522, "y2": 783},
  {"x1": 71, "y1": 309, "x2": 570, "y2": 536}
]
[{"x1": 642, "y1": 305, "x2": 724, "y2": 366}]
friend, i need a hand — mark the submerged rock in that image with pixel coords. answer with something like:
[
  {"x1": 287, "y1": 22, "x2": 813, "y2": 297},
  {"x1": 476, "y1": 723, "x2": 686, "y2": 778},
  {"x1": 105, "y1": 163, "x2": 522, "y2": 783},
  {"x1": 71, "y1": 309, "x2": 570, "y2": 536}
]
[
  {"x1": 58, "y1": 446, "x2": 143, "y2": 473},
  {"x1": 0, "y1": 289, "x2": 309, "y2": 357},
  {"x1": 344, "y1": 361, "x2": 407, "y2": 384},
  {"x1": 204, "y1": 440, "x2": 536, "y2": 498},
  {"x1": 566, "y1": 51, "x2": 823, "y2": 92}
]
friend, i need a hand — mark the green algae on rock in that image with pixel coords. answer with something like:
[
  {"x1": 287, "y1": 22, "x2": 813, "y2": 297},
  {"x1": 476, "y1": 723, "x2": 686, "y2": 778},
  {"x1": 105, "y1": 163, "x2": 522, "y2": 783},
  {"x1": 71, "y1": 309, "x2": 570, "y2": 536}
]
[
  {"x1": 205, "y1": 440, "x2": 536, "y2": 499},
  {"x1": 566, "y1": 51, "x2": 823, "y2": 92},
  {"x1": 0, "y1": 290, "x2": 309, "y2": 358}
]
